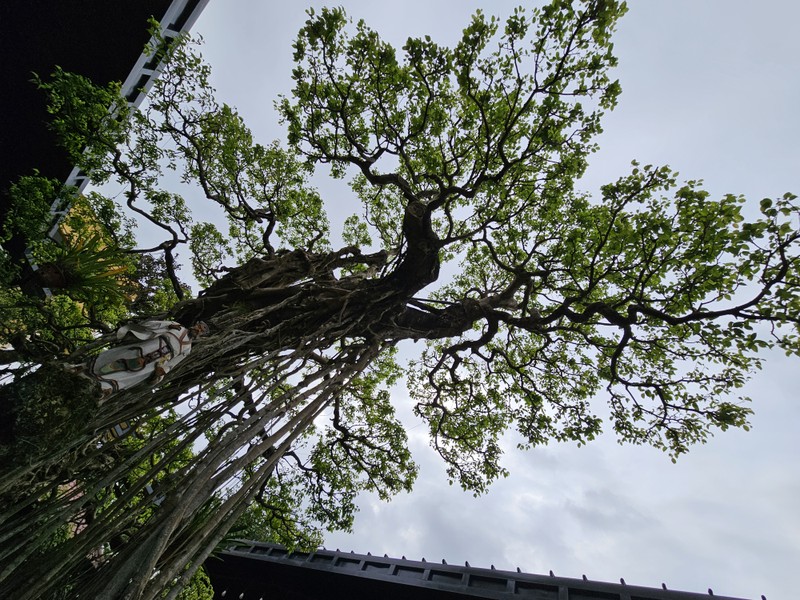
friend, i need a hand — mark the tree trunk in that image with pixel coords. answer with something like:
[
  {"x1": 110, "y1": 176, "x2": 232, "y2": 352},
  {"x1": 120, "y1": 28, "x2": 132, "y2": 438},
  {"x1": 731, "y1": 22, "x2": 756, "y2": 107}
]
[{"x1": 0, "y1": 203, "x2": 464, "y2": 600}]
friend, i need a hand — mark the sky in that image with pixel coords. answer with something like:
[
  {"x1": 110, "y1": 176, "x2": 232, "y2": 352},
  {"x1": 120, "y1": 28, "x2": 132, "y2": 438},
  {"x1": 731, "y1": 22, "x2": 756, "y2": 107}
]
[{"x1": 178, "y1": 2, "x2": 800, "y2": 598}]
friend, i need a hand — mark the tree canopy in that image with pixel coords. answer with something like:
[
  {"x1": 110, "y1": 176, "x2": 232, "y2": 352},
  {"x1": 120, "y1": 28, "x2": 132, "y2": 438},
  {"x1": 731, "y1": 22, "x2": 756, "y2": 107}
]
[{"x1": 1, "y1": 1, "x2": 799, "y2": 599}]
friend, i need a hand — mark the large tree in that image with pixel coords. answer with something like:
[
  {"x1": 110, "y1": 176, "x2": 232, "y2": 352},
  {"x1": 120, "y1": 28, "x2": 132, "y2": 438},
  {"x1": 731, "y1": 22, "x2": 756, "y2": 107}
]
[{"x1": 2, "y1": 1, "x2": 799, "y2": 598}]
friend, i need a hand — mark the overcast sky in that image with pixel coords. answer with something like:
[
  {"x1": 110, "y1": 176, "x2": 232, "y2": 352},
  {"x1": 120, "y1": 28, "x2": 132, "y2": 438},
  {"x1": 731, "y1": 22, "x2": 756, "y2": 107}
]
[{"x1": 185, "y1": 2, "x2": 799, "y2": 598}]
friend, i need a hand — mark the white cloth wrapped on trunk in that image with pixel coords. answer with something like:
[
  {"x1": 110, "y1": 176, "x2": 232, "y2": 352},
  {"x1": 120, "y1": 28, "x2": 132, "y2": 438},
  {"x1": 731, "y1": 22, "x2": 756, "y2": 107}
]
[{"x1": 86, "y1": 320, "x2": 192, "y2": 396}]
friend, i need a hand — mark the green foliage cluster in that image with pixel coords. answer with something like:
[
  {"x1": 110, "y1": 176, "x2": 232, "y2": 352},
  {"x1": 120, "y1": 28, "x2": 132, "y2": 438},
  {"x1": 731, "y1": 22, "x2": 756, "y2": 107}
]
[
  {"x1": 1, "y1": 175, "x2": 66, "y2": 245},
  {"x1": 0, "y1": 363, "x2": 99, "y2": 465},
  {"x1": 172, "y1": 567, "x2": 214, "y2": 600},
  {"x1": 0, "y1": 186, "x2": 182, "y2": 356}
]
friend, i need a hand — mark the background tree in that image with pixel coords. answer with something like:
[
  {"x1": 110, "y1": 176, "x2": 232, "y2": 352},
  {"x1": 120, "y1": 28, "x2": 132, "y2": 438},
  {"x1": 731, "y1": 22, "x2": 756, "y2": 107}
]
[
  {"x1": 0, "y1": 178, "x2": 184, "y2": 361},
  {"x1": 1, "y1": 1, "x2": 799, "y2": 598}
]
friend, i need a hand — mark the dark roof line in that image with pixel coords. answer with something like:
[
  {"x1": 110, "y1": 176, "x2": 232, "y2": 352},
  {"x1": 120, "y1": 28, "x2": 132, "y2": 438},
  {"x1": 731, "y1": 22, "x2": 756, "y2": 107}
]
[{"x1": 211, "y1": 540, "x2": 754, "y2": 600}]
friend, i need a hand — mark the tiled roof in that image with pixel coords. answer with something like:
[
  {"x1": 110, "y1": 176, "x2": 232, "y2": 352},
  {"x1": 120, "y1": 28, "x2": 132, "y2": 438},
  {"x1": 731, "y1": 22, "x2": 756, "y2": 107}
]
[{"x1": 206, "y1": 540, "x2": 754, "y2": 600}]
